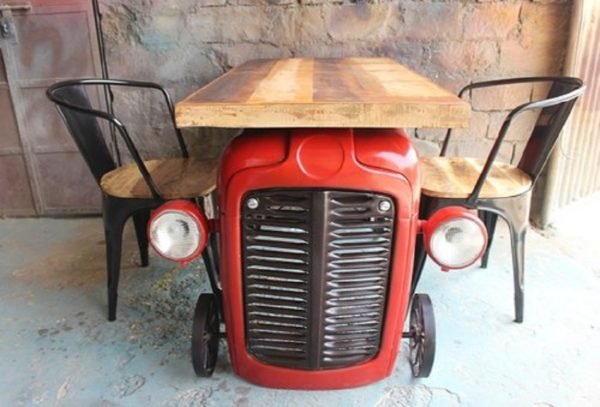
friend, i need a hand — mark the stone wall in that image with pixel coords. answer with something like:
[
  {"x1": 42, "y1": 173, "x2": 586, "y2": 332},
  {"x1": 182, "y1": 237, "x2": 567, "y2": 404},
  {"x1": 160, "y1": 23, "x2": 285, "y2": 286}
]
[{"x1": 100, "y1": 0, "x2": 572, "y2": 162}]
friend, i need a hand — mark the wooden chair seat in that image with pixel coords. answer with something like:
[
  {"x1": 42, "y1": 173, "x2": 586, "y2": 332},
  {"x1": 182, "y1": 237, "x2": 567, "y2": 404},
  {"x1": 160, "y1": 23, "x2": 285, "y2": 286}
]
[
  {"x1": 100, "y1": 158, "x2": 218, "y2": 199},
  {"x1": 420, "y1": 157, "x2": 532, "y2": 199}
]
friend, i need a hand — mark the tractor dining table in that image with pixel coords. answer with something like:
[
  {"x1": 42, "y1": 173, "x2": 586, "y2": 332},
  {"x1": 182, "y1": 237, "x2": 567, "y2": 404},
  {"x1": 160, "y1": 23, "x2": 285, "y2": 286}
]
[{"x1": 168, "y1": 57, "x2": 474, "y2": 389}]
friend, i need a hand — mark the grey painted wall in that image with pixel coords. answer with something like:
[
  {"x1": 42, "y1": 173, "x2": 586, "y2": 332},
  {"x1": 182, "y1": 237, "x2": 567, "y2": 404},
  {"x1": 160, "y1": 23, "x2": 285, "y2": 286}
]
[{"x1": 99, "y1": 0, "x2": 572, "y2": 162}]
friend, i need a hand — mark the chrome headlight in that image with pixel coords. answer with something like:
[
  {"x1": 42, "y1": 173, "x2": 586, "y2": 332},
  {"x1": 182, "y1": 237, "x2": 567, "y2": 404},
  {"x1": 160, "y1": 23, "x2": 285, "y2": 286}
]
[
  {"x1": 148, "y1": 200, "x2": 209, "y2": 265},
  {"x1": 423, "y1": 206, "x2": 488, "y2": 270}
]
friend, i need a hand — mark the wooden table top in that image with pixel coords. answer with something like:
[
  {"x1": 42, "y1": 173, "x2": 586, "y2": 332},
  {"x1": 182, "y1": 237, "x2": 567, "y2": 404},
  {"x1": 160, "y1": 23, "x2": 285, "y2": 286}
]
[{"x1": 175, "y1": 57, "x2": 470, "y2": 129}]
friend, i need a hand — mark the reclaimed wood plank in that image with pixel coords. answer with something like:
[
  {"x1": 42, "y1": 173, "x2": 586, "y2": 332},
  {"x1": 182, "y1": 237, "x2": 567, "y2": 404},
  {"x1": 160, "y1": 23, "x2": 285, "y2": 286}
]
[{"x1": 176, "y1": 57, "x2": 470, "y2": 128}]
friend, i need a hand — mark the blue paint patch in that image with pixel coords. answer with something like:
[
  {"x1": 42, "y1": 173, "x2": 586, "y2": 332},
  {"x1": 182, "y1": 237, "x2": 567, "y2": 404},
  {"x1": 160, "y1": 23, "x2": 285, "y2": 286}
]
[{"x1": 139, "y1": 31, "x2": 177, "y2": 52}]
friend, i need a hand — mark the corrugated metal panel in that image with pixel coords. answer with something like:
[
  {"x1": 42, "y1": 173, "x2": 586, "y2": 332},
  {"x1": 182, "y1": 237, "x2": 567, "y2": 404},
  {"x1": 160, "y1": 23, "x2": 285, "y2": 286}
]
[
  {"x1": 555, "y1": 0, "x2": 600, "y2": 208},
  {"x1": 558, "y1": 0, "x2": 600, "y2": 207}
]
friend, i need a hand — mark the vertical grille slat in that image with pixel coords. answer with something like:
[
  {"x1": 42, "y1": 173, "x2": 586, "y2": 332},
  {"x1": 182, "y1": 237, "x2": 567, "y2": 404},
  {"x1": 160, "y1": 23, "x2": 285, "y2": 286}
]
[
  {"x1": 242, "y1": 189, "x2": 395, "y2": 370},
  {"x1": 243, "y1": 191, "x2": 311, "y2": 368},
  {"x1": 320, "y1": 191, "x2": 394, "y2": 368}
]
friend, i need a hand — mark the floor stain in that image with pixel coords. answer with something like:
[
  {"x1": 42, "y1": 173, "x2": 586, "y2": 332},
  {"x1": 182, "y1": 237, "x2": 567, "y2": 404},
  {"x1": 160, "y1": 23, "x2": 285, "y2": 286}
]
[
  {"x1": 114, "y1": 374, "x2": 146, "y2": 398},
  {"x1": 152, "y1": 266, "x2": 182, "y2": 293},
  {"x1": 56, "y1": 378, "x2": 70, "y2": 401},
  {"x1": 166, "y1": 388, "x2": 212, "y2": 407},
  {"x1": 11, "y1": 221, "x2": 140, "y2": 289}
]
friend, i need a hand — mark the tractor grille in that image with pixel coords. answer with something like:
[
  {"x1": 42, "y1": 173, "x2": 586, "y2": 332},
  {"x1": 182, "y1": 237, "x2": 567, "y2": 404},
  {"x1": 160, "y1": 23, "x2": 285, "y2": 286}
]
[{"x1": 242, "y1": 189, "x2": 395, "y2": 370}]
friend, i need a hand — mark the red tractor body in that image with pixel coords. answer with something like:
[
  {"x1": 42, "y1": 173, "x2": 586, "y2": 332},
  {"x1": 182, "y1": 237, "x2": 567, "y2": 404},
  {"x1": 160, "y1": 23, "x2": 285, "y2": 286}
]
[{"x1": 217, "y1": 127, "x2": 420, "y2": 389}]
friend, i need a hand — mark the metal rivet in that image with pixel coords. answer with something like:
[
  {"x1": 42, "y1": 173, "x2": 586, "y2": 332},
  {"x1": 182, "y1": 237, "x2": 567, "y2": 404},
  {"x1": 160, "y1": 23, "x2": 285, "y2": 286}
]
[
  {"x1": 247, "y1": 198, "x2": 259, "y2": 209},
  {"x1": 378, "y1": 200, "x2": 391, "y2": 212}
]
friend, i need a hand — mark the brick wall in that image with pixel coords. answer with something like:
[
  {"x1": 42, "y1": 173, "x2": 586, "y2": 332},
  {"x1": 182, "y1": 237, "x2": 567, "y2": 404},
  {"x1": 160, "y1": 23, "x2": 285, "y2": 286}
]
[{"x1": 101, "y1": 0, "x2": 572, "y2": 161}]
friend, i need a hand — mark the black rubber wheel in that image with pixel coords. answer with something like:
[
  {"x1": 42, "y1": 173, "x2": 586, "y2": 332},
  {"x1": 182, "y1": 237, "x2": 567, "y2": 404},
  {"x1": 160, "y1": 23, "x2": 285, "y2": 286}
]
[
  {"x1": 409, "y1": 293, "x2": 436, "y2": 378},
  {"x1": 191, "y1": 293, "x2": 219, "y2": 377}
]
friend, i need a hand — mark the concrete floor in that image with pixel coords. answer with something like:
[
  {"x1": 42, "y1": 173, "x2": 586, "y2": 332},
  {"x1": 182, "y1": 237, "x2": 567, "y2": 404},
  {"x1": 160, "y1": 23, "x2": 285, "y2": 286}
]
[{"x1": 1, "y1": 196, "x2": 599, "y2": 406}]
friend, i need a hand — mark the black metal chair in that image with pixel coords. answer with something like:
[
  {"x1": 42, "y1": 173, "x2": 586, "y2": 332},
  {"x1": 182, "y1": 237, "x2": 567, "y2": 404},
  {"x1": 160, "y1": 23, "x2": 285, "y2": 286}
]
[
  {"x1": 47, "y1": 79, "x2": 219, "y2": 321},
  {"x1": 412, "y1": 77, "x2": 585, "y2": 323}
]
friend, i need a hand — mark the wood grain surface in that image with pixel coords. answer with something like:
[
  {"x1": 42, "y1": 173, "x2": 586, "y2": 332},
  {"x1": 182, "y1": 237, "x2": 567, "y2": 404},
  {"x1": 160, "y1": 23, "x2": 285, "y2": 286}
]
[
  {"x1": 100, "y1": 158, "x2": 218, "y2": 199},
  {"x1": 176, "y1": 58, "x2": 470, "y2": 129},
  {"x1": 420, "y1": 157, "x2": 533, "y2": 199}
]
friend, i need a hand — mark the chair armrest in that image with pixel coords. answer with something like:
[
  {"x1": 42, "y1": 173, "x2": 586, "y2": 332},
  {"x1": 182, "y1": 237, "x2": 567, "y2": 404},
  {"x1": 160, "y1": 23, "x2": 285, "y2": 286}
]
[
  {"x1": 49, "y1": 79, "x2": 189, "y2": 158},
  {"x1": 465, "y1": 78, "x2": 585, "y2": 204},
  {"x1": 47, "y1": 82, "x2": 165, "y2": 200},
  {"x1": 87, "y1": 79, "x2": 189, "y2": 159},
  {"x1": 440, "y1": 77, "x2": 584, "y2": 158},
  {"x1": 110, "y1": 118, "x2": 164, "y2": 200}
]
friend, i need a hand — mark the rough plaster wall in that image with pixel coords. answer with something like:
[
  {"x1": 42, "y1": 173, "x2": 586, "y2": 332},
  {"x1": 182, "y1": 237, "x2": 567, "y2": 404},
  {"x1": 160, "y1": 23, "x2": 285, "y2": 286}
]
[{"x1": 99, "y1": 0, "x2": 572, "y2": 162}]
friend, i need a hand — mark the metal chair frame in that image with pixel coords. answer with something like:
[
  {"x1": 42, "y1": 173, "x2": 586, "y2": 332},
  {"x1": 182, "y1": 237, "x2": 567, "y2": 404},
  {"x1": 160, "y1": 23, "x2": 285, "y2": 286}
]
[
  {"x1": 412, "y1": 76, "x2": 585, "y2": 323},
  {"x1": 47, "y1": 79, "x2": 221, "y2": 321}
]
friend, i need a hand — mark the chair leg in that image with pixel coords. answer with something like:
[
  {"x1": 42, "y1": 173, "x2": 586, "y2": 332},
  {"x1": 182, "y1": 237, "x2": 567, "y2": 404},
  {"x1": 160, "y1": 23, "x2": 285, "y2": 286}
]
[
  {"x1": 509, "y1": 226, "x2": 527, "y2": 323},
  {"x1": 481, "y1": 192, "x2": 531, "y2": 323},
  {"x1": 103, "y1": 203, "x2": 129, "y2": 322},
  {"x1": 133, "y1": 210, "x2": 150, "y2": 267},
  {"x1": 479, "y1": 211, "x2": 498, "y2": 269}
]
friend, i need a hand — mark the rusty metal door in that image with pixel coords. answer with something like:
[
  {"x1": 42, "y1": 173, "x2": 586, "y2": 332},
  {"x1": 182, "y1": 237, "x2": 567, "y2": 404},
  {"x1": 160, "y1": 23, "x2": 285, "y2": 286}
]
[{"x1": 0, "y1": 0, "x2": 102, "y2": 216}]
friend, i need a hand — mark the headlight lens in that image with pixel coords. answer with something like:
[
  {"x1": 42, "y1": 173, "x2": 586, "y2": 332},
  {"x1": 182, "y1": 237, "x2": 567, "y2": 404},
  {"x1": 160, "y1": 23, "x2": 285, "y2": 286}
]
[
  {"x1": 148, "y1": 200, "x2": 208, "y2": 264},
  {"x1": 423, "y1": 207, "x2": 487, "y2": 270}
]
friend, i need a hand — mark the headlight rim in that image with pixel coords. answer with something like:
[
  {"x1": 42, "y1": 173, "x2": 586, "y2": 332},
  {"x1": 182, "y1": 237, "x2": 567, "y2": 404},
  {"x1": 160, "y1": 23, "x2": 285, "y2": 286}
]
[
  {"x1": 423, "y1": 206, "x2": 488, "y2": 271},
  {"x1": 147, "y1": 200, "x2": 209, "y2": 265}
]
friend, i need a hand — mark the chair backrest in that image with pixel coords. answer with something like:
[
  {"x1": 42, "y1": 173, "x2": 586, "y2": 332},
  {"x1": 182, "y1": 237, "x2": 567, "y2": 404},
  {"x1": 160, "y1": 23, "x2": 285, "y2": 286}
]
[
  {"x1": 442, "y1": 77, "x2": 585, "y2": 203},
  {"x1": 47, "y1": 83, "x2": 116, "y2": 184},
  {"x1": 48, "y1": 78, "x2": 189, "y2": 200},
  {"x1": 518, "y1": 78, "x2": 583, "y2": 183}
]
